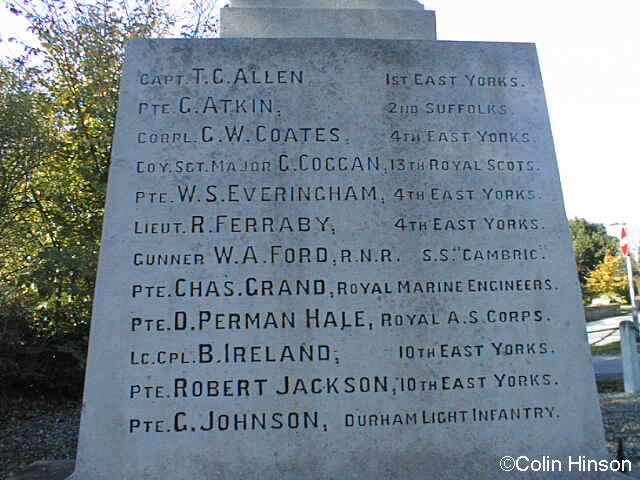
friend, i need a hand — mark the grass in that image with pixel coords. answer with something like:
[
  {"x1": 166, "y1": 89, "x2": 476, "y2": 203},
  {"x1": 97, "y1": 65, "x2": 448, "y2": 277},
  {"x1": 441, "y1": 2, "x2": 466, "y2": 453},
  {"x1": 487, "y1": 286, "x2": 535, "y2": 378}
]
[
  {"x1": 592, "y1": 341, "x2": 621, "y2": 356},
  {"x1": 617, "y1": 305, "x2": 633, "y2": 316},
  {"x1": 596, "y1": 378, "x2": 624, "y2": 393}
]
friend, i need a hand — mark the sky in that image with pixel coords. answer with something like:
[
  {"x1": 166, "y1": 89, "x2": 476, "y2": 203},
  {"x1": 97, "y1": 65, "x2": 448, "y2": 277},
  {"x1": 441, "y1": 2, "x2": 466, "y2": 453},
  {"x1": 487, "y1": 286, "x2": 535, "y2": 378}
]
[{"x1": 1, "y1": 0, "x2": 639, "y2": 247}]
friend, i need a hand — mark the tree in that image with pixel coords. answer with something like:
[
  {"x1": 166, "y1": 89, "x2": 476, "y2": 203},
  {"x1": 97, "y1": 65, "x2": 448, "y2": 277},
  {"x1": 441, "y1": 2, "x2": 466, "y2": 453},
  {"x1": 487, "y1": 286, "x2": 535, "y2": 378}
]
[
  {"x1": 2, "y1": 0, "x2": 172, "y2": 329},
  {"x1": 0, "y1": 0, "x2": 176, "y2": 391},
  {"x1": 1, "y1": 0, "x2": 224, "y2": 390},
  {"x1": 0, "y1": 59, "x2": 66, "y2": 390},
  {"x1": 178, "y1": 0, "x2": 221, "y2": 38},
  {"x1": 569, "y1": 218, "x2": 618, "y2": 286},
  {"x1": 1, "y1": 0, "x2": 223, "y2": 392},
  {"x1": 0, "y1": 61, "x2": 54, "y2": 243},
  {"x1": 585, "y1": 254, "x2": 629, "y2": 303}
]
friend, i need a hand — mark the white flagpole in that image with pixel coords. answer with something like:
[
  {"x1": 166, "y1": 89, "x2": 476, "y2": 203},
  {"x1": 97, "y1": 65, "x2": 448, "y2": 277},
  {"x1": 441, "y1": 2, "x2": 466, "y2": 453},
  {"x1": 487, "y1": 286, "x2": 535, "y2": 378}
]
[{"x1": 626, "y1": 255, "x2": 638, "y2": 328}]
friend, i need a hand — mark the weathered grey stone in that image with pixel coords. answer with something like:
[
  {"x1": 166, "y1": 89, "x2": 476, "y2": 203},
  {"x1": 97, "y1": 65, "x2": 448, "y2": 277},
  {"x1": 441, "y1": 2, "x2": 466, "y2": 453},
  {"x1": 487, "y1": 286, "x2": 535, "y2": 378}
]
[
  {"x1": 230, "y1": 0, "x2": 424, "y2": 9},
  {"x1": 70, "y1": 38, "x2": 608, "y2": 480},
  {"x1": 220, "y1": 8, "x2": 436, "y2": 39}
]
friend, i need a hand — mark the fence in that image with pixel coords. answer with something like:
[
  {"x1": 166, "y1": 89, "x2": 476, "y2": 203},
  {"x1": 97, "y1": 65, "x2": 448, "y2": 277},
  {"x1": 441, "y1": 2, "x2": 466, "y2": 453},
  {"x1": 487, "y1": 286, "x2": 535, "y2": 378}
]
[{"x1": 589, "y1": 320, "x2": 640, "y2": 393}]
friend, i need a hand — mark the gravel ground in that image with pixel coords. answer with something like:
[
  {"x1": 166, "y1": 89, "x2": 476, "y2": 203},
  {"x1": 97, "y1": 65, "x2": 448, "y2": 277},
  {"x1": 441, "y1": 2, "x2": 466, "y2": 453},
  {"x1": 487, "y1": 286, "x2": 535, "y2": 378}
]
[
  {"x1": 2, "y1": 394, "x2": 640, "y2": 478},
  {"x1": 601, "y1": 393, "x2": 640, "y2": 476},
  {"x1": 0, "y1": 397, "x2": 80, "y2": 478}
]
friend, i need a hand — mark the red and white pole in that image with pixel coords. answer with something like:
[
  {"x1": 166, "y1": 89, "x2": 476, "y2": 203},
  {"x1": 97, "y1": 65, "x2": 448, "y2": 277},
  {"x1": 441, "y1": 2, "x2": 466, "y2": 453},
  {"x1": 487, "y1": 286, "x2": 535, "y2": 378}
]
[{"x1": 620, "y1": 226, "x2": 638, "y2": 329}]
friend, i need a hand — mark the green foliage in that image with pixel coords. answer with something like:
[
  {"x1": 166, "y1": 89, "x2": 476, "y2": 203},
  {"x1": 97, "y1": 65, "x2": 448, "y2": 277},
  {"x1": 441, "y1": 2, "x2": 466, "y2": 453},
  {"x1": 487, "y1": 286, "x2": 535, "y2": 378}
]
[
  {"x1": 1, "y1": 0, "x2": 223, "y2": 393},
  {"x1": 0, "y1": 62, "x2": 54, "y2": 241},
  {"x1": 569, "y1": 218, "x2": 618, "y2": 286},
  {"x1": 0, "y1": 0, "x2": 177, "y2": 393},
  {"x1": 591, "y1": 341, "x2": 621, "y2": 356}
]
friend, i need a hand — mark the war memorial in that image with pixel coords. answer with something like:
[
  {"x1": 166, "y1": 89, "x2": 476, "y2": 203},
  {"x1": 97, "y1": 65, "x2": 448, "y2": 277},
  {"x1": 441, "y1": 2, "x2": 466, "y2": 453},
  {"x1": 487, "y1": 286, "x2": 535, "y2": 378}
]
[{"x1": 69, "y1": 1, "x2": 619, "y2": 478}]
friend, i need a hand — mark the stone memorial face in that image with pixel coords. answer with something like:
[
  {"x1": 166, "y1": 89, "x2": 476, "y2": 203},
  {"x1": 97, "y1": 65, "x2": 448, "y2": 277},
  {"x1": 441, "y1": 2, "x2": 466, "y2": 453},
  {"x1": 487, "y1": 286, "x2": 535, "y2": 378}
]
[{"x1": 72, "y1": 39, "x2": 607, "y2": 479}]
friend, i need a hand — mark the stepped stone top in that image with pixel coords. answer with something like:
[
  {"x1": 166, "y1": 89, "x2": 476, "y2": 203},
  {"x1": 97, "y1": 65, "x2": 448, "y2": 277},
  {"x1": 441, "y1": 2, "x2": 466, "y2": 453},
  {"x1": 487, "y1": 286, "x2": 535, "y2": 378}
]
[
  {"x1": 229, "y1": 0, "x2": 425, "y2": 9},
  {"x1": 221, "y1": 0, "x2": 435, "y2": 39}
]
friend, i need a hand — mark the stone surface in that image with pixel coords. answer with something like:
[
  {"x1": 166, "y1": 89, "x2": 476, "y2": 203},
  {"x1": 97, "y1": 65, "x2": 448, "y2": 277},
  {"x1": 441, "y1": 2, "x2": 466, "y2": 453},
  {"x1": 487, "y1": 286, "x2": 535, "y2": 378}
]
[
  {"x1": 11, "y1": 460, "x2": 74, "y2": 480},
  {"x1": 230, "y1": 0, "x2": 424, "y2": 9},
  {"x1": 70, "y1": 38, "x2": 609, "y2": 479},
  {"x1": 220, "y1": 8, "x2": 436, "y2": 39},
  {"x1": 221, "y1": 0, "x2": 435, "y2": 41}
]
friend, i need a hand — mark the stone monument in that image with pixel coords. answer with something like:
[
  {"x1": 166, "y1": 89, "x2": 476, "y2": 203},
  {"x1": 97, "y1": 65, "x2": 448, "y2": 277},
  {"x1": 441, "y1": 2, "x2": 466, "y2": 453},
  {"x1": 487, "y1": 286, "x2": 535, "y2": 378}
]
[{"x1": 70, "y1": 1, "x2": 614, "y2": 478}]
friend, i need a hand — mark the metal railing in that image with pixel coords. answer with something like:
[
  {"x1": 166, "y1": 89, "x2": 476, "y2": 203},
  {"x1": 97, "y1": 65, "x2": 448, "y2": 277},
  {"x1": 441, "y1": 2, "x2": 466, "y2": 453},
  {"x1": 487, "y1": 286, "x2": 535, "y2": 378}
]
[
  {"x1": 619, "y1": 321, "x2": 640, "y2": 393},
  {"x1": 589, "y1": 326, "x2": 621, "y2": 346},
  {"x1": 588, "y1": 320, "x2": 639, "y2": 394}
]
